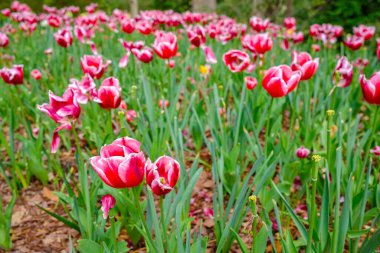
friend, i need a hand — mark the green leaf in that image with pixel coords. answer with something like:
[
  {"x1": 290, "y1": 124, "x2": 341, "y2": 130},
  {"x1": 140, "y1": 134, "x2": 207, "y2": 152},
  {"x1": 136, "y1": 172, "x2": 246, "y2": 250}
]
[
  {"x1": 359, "y1": 229, "x2": 380, "y2": 253},
  {"x1": 230, "y1": 228, "x2": 249, "y2": 253},
  {"x1": 77, "y1": 239, "x2": 102, "y2": 253}
]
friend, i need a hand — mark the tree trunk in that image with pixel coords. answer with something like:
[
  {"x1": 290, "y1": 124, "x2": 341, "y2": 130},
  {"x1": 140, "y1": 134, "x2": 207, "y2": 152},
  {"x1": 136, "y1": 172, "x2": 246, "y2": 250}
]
[
  {"x1": 192, "y1": 0, "x2": 216, "y2": 13},
  {"x1": 130, "y1": 0, "x2": 138, "y2": 18}
]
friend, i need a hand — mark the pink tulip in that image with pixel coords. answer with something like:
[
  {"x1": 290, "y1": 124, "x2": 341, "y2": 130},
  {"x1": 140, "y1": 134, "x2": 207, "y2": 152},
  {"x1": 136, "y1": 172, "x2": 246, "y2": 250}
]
[
  {"x1": 146, "y1": 156, "x2": 180, "y2": 196},
  {"x1": 136, "y1": 20, "x2": 153, "y2": 35},
  {"x1": 152, "y1": 32, "x2": 178, "y2": 59},
  {"x1": 54, "y1": 29, "x2": 73, "y2": 48},
  {"x1": 262, "y1": 65, "x2": 301, "y2": 98},
  {"x1": 0, "y1": 65, "x2": 24, "y2": 85},
  {"x1": 242, "y1": 33, "x2": 273, "y2": 55},
  {"x1": 31, "y1": 69, "x2": 42, "y2": 80},
  {"x1": 81, "y1": 55, "x2": 111, "y2": 79},
  {"x1": 101, "y1": 194, "x2": 116, "y2": 219},
  {"x1": 0, "y1": 33, "x2": 9, "y2": 47},
  {"x1": 284, "y1": 17, "x2": 296, "y2": 30},
  {"x1": 344, "y1": 35, "x2": 364, "y2": 51},
  {"x1": 119, "y1": 52, "x2": 130, "y2": 68},
  {"x1": 201, "y1": 45, "x2": 217, "y2": 64},
  {"x1": 47, "y1": 14, "x2": 61, "y2": 28},
  {"x1": 90, "y1": 137, "x2": 145, "y2": 188},
  {"x1": 223, "y1": 50, "x2": 250, "y2": 73},
  {"x1": 131, "y1": 47, "x2": 154, "y2": 63},
  {"x1": 69, "y1": 74, "x2": 97, "y2": 104},
  {"x1": 38, "y1": 88, "x2": 81, "y2": 153},
  {"x1": 354, "y1": 25, "x2": 375, "y2": 41},
  {"x1": 296, "y1": 146, "x2": 310, "y2": 159},
  {"x1": 249, "y1": 16, "x2": 269, "y2": 32},
  {"x1": 359, "y1": 72, "x2": 380, "y2": 105},
  {"x1": 332, "y1": 57, "x2": 353, "y2": 88},
  {"x1": 94, "y1": 77, "x2": 122, "y2": 109},
  {"x1": 121, "y1": 19, "x2": 135, "y2": 34},
  {"x1": 187, "y1": 25, "x2": 206, "y2": 47},
  {"x1": 370, "y1": 146, "x2": 380, "y2": 156},
  {"x1": 291, "y1": 51, "x2": 319, "y2": 81},
  {"x1": 244, "y1": 76, "x2": 257, "y2": 90}
]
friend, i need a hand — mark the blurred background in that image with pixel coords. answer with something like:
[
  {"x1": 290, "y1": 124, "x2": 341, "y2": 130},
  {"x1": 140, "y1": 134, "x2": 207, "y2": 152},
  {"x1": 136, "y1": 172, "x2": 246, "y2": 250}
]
[{"x1": 0, "y1": 0, "x2": 379, "y2": 29}]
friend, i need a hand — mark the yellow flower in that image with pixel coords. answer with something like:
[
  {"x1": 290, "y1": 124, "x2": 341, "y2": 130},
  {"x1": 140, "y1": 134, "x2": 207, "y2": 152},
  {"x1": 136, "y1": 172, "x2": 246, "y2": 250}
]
[
  {"x1": 311, "y1": 155, "x2": 322, "y2": 163},
  {"x1": 199, "y1": 65, "x2": 211, "y2": 76},
  {"x1": 327, "y1": 110, "x2": 335, "y2": 117}
]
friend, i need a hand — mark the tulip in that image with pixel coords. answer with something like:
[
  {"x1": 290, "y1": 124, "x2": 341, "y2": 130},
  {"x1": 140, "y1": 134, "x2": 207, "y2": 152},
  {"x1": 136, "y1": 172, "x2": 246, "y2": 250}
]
[
  {"x1": 54, "y1": 29, "x2": 73, "y2": 48},
  {"x1": 242, "y1": 33, "x2": 273, "y2": 55},
  {"x1": 359, "y1": 72, "x2": 380, "y2": 105},
  {"x1": 146, "y1": 156, "x2": 180, "y2": 196},
  {"x1": 0, "y1": 33, "x2": 9, "y2": 47},
  {"x1": 136, "y1": 20, "x2": 153, "y2": 35},
  {"x1": 296, "y1": 146, "x2": 310, "y2": 159},
  {"x1": 201, "y1": 45, "x2": 217, "y2": 64},
  {"x1": 81, "y1": 55, "x2": 111, "y2": 79},
  {"x1": 69, "y1": 74, "x2": 97, "y2": 104},
  {"x1": 131, "y1": 47, "x2": 154, "y2": 63},
  {"x1": 119, "y1": 52, "x2": 130, "y2": 68},
  {"x1": 38, "y1": 88, "x2": 81, "y2": 153},
  {"x1": 121, "y1": 19, "x2": 135, "y2": 34},
  {"x1": 0, "y1": 65, "x2": 24, "y2": 85},
  {"x1": 152, "y1": 32, "x2": 178, "y2": 59},
  {"x1": 354, "y1": 25, "x2": 375, "y2": 41},
  {"x1": 291, "y1": 51, "x2": 319, "y2": 81},
  {"x1": 244, "y1": 76, "x2": 257, "y2": 90},
  {"x1": 344, "y1": 35, "x2": 364, "y2": 51},
  {"x1": 284, "y1": 17, "x2": 296, "y2": 30},
  {"x1": 31, "y1": 69, "x2": 42, "y2": 80},
  {"x1": 262, "y1": 65, "x2": 301, "y2": 98},
  {"x1": 90, "y1": 137, "x2": 145, "y2": 188},
  {"x1": 370, "y1": 146, "x2": 380, "y2": 156},
  {"x1": 249, "y1": 16, "x2": 269, "y2": 32},
  {"x1": 223, "y1": 50, "x2": 250, "y2": 73},
  {"x1": 47, "y1": 14, "x2": 61, "y2": 28},
  {"x1": 187, "y1": 25, "x2": 206, "y2": 47},
  {"x1": 377, "y1": 39, "x2": 380, "y2": 60},
  {"x1": 94, "y1": 77, "x2": 122, "y2": 109},
  {"x1": 332, "y1": 57, "x2": 353, "y2": 88},
  {"x1": 101, "y1": 194, "x2": 116, "y2": 219}
]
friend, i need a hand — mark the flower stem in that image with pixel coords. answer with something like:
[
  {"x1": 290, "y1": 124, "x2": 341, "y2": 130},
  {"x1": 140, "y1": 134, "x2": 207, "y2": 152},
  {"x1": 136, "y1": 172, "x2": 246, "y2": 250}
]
[
  {"x1": 306, "y1": 157, "x2": 319, "y2": 253},
  {"x1": 265, "y1": 98, "x2": 274, "y2": 156},
  {"x1": 159, "y1": 196, "x2": 168, "y2": 249}
]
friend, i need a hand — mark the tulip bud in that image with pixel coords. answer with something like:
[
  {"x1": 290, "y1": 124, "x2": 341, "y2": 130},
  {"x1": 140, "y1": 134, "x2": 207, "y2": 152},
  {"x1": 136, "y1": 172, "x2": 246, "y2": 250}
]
[
  {"x1": 296, "y1": 146, "x2": 310, "y2": 159},
  {"x1": 101, "y1": 194, "x2": 116, "y2": 219}
]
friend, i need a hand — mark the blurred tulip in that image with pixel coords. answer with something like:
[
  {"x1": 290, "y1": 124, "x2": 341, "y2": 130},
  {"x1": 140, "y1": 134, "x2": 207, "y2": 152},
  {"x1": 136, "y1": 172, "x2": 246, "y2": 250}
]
[
  {"x1": 187, "y1": 25, "x2": 206, "y2": 47},
  {"x1": 223, "y1": 50, "x2": 250, "y2": 73},
  {"x1": 0, "y1": 65, "x2": 24, "y2": 85},
  {"x1": 94, "y1": 77, "x2": 122, "y2": 109},
  {"x1": 54, "y1": 29, "x2": 73, "y2": 48},
  {"x1": 244, "y1": 76, "x2": 257, "y2": 90},
  {"x1": 101, "y1": 194, "x2": 116, "y2": 219},
  {"x1": 131, "y1": 47, "x2": 154, "y2": 63},
  {"x1": 153, "y1": 32, "x2": 178, "y2": 59},
  {"x1": 296, "y1": 146, "x2": 310, "y2": 159},
  {"x1": 344, "y1": 35, "x2": 364, "y2": 51},
  {"x1": 262, "y1": 65, "x2": 301, "y2": 98},
  {"x1": 284, "y1": 17, "x2": 296, "y2": 30},
  {"x1": 360, "y1": 72, "x2": 380, "y2": 105},
  {"x1": 121, "y1": 18, "x2": 135, "y2": 34},
  {"x1": 291, "y1": 51, "x2": 319, "y2": 81},
  {"x1": 354, "y1": 25, "x2": 375, "y2": 41},
  {"x1": 146, "y1": 156, "x2": 180, "y2": 196},
  {"x1": 81, "y1": 55, "x2": 111, "y2": 79},
  {"x1": 332, "y1": 57, "x2": 353, "y2": 88},
  {"x1": 0, "y1": 33, "x2": 9, "y2": 47},
  {"x1": 202, "y1": 45, "x2": 217, "y2": 64},
  {"x1": 47, "y1": 14, "x2": 61, "y2": 28},
  {"x1": 370, "y1": 146, "x2": 380, "y2": 156},
  {"x1": 249, "y1": 16, "x2": 269, "y2": 32},
  {"x1": 31, "y1": 69, "x2": 42, "y2": 80},
  {"x1": 242, "y1": 33, "x2": 273, "y2": 55}
]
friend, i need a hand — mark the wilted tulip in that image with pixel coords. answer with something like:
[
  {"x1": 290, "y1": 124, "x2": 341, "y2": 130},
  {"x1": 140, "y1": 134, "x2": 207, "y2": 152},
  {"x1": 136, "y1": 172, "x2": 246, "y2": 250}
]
[
  {"x1": 359, "y1": 72, "x2": 380, "y2": 105},
  {"x1": 0, "y1": 65, "x2": 24, "y2": 85},
  {"x1": 54, "y1": 29, "x2": 73, "y2": 48},
  {"x1": 291, "y1": 51, "x2": 319, "y2": 81},
  {"x1": 31, "y1": 69, "x2": 42, "y2": 80},
  {"x1": 146, "y1": 156, "x2": 180, "y2": 196},
  {"x1": 90, "y1": 137, "x2": 145, "y2": 188},
  {"x1": 38, "y1": 88, "x2": 81, "y2": 153},
  {"x1": 332, "y1": 57, "x2": 353, "y2": 88},
  {"x1": 81, "y1": 55, "x2": 111, "y2": 79},
  {"x1": 101, "y1": 194, "x2": 116, "y2": 219},
  {"x1": 223, "y1": 50, "x2": 250, "y2": 73},
  {"x1": 262, "y1": 65, "x2": 301, "y2": 98},
  {"x1": 152, "y1": 32, "x2": 178, "y2": 59},
  {"x1": 94, "y1": 77, "x2": 122, "y2": 109},
  {"x1": 0, "y1": 33, "x2": 9, "y2": 47},
  {"x1": 131, "y1": 47, "x2": 154, "y2": 63},
  {"x1": 296, "y1": 146, "x2": 310, "y2": 159},
  {"x1": 244, "y1": 76, "x2": 257, "y2": 90},
  {"x1": 187, "y1": 25, "x2": 206, "y2": 47}
]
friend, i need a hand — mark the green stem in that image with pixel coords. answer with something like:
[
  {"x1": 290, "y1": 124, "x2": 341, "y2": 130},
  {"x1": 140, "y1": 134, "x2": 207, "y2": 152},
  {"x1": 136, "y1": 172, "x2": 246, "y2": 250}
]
[
  {"x1": 132, "y1": 188, "x2": 157, "y2": 253},
  {"x1": 110, "y1": 216, "x2": 119, "y2": 253},
  {"x1": 306, "y1": 162, "x2": 319, "y2": 253},
  {"x1": 265, "y1": 98, "x2": 274, "y2": 156},
  {"x1": 159, "y1": 197, "x2": 169, "y2": 250}
]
